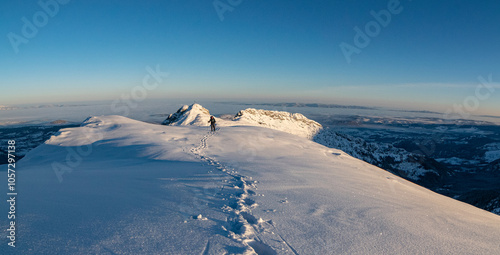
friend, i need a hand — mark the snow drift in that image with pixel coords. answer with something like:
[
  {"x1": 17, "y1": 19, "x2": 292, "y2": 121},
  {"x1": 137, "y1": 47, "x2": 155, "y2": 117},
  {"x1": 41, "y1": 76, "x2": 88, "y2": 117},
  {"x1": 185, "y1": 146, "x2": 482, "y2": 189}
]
[{"x1": 1, "y1": 105, "x2": 500, "y2": 254}]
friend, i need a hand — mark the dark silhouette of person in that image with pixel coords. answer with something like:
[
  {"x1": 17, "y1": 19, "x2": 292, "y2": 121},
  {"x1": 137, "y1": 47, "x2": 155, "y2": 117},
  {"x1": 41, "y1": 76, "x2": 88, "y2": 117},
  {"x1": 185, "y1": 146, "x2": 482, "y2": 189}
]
[{"x1": 208, "y1": 116, "x2": 216, "y2": 132}]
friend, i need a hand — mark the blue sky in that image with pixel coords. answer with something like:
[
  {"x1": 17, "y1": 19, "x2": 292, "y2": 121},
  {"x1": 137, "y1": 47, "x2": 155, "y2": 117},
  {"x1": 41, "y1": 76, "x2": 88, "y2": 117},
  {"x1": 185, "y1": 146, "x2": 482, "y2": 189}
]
[{"x1": 1, "y1": 0, "x2": 499, "y2": 115}]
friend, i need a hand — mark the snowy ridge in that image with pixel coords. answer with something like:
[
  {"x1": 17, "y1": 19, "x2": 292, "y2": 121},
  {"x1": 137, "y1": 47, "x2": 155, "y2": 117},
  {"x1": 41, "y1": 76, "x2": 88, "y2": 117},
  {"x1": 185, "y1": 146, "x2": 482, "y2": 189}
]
[
  {"x1": 232, "y1": 108, "x2": 322, "y2": 139},
  {"x1": 162, "y1": 104, "x2": 323, "y2": 139}
]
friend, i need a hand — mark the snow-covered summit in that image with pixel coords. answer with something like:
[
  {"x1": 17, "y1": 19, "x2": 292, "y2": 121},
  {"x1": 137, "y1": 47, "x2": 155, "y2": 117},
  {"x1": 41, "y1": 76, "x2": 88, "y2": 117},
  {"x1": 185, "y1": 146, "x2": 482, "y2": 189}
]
[{"x1": 162, "y1": 103, "x2": 211, "y2": 126}]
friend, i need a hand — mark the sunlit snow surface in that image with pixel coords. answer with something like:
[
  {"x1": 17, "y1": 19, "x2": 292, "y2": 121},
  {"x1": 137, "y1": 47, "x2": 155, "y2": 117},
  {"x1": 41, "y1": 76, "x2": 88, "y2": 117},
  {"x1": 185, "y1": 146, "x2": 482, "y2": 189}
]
[{"x1": 1, "y1": 112, "x2": 499, "y2": 254}]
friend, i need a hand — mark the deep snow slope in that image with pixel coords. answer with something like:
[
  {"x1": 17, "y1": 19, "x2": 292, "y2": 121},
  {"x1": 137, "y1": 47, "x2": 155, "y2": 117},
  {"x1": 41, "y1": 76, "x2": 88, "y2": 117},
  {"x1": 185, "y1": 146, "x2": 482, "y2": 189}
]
[{"x1": 1, "y1": 115, "x2": 500, "y2": 254}]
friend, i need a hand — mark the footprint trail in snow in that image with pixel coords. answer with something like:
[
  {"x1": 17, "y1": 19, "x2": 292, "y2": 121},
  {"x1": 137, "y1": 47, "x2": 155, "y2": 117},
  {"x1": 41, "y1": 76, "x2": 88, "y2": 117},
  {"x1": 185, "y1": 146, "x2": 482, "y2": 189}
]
[{"x1": 190, "y1": 129, "x2": 295, "y2": 255}]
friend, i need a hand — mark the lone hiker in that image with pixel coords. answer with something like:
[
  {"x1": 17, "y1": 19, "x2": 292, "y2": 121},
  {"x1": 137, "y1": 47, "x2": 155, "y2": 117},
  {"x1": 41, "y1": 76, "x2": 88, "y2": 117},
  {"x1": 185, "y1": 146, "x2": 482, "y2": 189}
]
[{"x1": 208, "y1": 116, "x2": 216, "y2": 132}]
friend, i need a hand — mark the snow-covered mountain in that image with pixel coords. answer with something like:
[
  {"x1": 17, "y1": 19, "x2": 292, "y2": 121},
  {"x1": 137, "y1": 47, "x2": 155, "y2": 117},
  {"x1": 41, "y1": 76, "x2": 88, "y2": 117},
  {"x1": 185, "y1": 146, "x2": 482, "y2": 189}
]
[
  {"x1": 161, "y1": 103, "x2": 212, "y2": 126},
  {"x1": 162, "y1": 104, "x2": 499, "y2": 215},
  {"x1": 164, "y1": 104, "x2": 446, "y2": 185},
  {"x1": 2, "y1": 104, "x2": 500, "y2": 254},
  {"x1": 162, "y1": 104, "x2": 322, "y2": 139}
]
